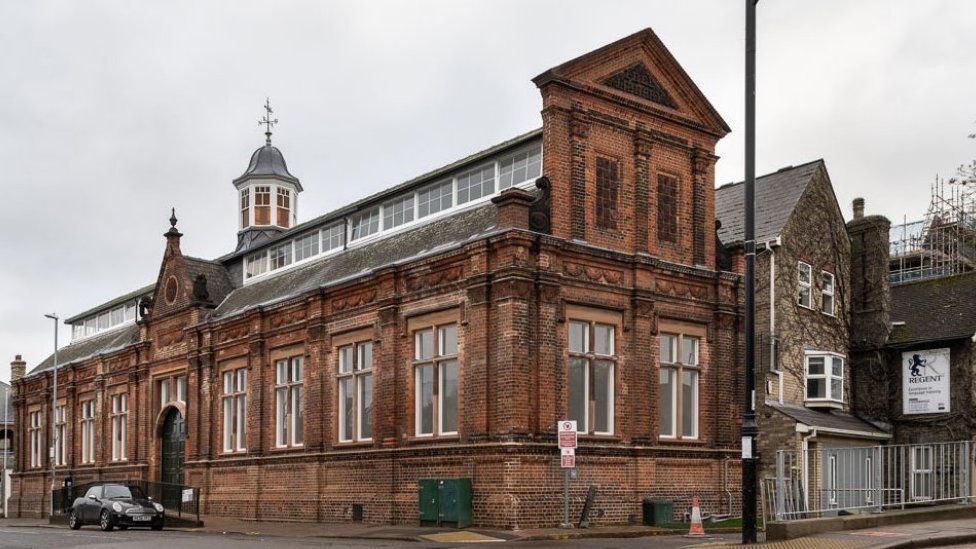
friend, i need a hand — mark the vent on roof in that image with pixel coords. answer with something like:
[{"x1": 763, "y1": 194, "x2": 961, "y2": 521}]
[{"x1": 776, "y1": 165, "x2": 795, "y2": 173}]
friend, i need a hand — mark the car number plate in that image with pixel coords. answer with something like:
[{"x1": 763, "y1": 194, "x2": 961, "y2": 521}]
[{"x1": 133, "y1": 515, "x2": 151, "y2": 521}]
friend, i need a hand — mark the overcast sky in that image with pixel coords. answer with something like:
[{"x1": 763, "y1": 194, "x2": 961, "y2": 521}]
[{"x1": 1, "y1": 0, "x2": 974, "y2": 382}]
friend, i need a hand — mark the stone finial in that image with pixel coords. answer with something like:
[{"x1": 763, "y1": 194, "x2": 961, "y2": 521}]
[
  {"x1": 853, "y1": 198, "x2": 865, "y2": 220},
  {"x1": 10, "y1": 354, "x2": 26, "y2": 381}
]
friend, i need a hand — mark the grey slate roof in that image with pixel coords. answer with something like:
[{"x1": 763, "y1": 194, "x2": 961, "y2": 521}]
[
  {"x1": 233, "y1": 144, "x2": 301, "y2": 188},
  {"x1": 0, "y1": 381, "x2": 12, "y2": 425},
  {"x1": 213, "y1": 200, "x2": 501, "y2": 318},
  {"x1": 29, "y1": 323, "x2": 140, "y2": 376},
  {"x1": 715, "y1": 160, "x2": 823, "y2": 247},
  {"x1": 185, "y1": 256, "x2": 237, "y2": 305},
  {"x1": 890, "y1": 272, "x2": 976, "y2": 345},
  {"x1": 767, "y1": 401, "x2": 890, "y2": 438}
]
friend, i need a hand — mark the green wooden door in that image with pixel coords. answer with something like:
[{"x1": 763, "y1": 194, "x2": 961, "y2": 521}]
[{"x1": 160, "y1": 408, "x2": 185, "y2": 509}]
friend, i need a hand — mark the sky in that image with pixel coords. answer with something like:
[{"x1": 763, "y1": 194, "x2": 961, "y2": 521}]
[{"x1": 1, "y1": 0, "x2": 974, "y2": 382}]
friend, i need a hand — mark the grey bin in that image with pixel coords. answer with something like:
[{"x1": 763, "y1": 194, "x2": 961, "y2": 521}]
[{"x1": 642, "y1": 499, "x2": 674, "y2": 526}]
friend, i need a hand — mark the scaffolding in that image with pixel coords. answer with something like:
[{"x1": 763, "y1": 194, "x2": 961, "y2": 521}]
[{"x1": 889, "y1": 177, "x2": 976, "y2": 284}]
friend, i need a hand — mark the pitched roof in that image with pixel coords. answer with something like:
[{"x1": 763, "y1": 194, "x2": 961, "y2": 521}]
[
  {"x1": 890, "y1": 272, "x2": 976, "y2": 345},
  {"x1": 29, "y1": 323, "x2": 140, "y2": 377},
  {"x1": 184, "y1": 256, "x2": 236, "y2": 305},
  {"x1": 767, "y1": 401, "x2": 890, "y2": 438},
  {"x1": 0, "y1": 381, "x2": 12, "y2": 425},
  {"x1": 715, "y1": 160, "x2": 823, "y2": 247},
  {"x1": 213, "y1": 200, "x2": 501, "y2": 318}
]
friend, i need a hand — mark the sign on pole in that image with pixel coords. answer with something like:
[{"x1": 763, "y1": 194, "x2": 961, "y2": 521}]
[
  {"x1": 560, "y1": 448, "x2": 575, "y2": 469},
  {"x1": 902, "y1": 348, "x2": 951, "y2": 414},
  {"x1": 558, "y1": 420, "x2": 577, "y2": 449}
]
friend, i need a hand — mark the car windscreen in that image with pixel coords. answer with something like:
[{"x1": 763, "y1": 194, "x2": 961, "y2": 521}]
[{"x1": 101, "y1": 485, "x2": 146, "y2": 499}]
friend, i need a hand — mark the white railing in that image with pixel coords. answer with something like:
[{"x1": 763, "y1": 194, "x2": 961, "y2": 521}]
[{"x1": 766, "y1": 441, "x2": 971, "y2": 521}]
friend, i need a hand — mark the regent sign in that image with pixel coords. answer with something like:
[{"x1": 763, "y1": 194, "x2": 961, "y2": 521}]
[{"x1": 902, "y1": 348, "x2": 950, "y2": 415}]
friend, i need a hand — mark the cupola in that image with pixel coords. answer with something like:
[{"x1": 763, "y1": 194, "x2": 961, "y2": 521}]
[{"x1": 234, "y1": 99, "x2": 302, "y2": 251}]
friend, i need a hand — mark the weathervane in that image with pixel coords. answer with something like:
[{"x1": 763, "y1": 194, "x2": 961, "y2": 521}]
[{"x1": 259, "y1": 97, "x2": 278, "y2": 145}]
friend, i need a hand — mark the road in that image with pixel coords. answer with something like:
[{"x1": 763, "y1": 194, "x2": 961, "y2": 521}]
[{"x1": 0, "y1": 526, "x2": 734, "y2": 549}]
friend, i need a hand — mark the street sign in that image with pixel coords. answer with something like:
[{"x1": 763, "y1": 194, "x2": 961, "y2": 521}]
[
  {"x1": 560, "y1": 452, "x2": 575, "y2": 469},
  {"x1": 557, "y1": 420, "x2": 577, "y2": 449}
]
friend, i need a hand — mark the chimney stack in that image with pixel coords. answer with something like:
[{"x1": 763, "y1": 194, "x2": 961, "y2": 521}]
[
  {"x1": 853, "y1": 197, "x2": 865, "y2": 220},
  {"x1": 10, "y1": 355, "x2": 26, "y2": 382}
]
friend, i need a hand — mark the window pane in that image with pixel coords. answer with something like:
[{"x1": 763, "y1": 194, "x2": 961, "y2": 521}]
[
  {"x1": 808, "y1": 357, "x2": 825, "y2": 375},
  {"x1": 359, "y1": 342, "x2": 373, "y2": 371},
  {"x1": 456, "y1": 164, "x2": 495, "y2": 204},
  {"x1": 660, "y1": 334, "x2": 677, "y2": 363},
  {"x1": 498, "y1": 146, "x2": 541, "y2": 189},
  {"x1": 822, "y1": 271, "x2": 834, "y2": 292},
  {"x1": 236, "y1": 395, "x2": 246, "y2": 449},
  {"x1": 594, "y1": 324, "x2": 614, "y2": 356},
  {"x1": 339, "y1": 346, "x2": 353, "y2": 374},
  {"x1": 246, "y1": 252, "x2": 268, "y2": 279},
  {"x1": 440, "y1": 360, "x2": 458, "y2": 433},
  {"x1": 832, "y1": 357, "x2": 843, "y2": 377},
  {"x1": 223, "y1": 398, "x2": 233, "y2": 451},
  {"x1": 382, "y1": 195, "x2": 415, "y2": 229},
  {"x1": 417, "y1": 180, "x2": 453, "y2": 218},
  {"x1": 269, "y1": 243, "x2": 292, "y2": 270},
  {"x1": 799, "y1": 263, "x2": 811, "y2": 283},
  {"x1": 350, "y1": 207, "x2": 380, "y2": 240},
  {"x1": 293, "y1": 385, "x2": 304, "y2": 445},
  {"x1": 417, "y1": 364, "x2": 434, "y2": 435},
  {"x1": 568, "y1": 357, "x2": 587, "y2": 432},
  {"x1": 569, "y1": 321, "x2": 588, "y2": 353},
  {"x1": 807, "y1": 378, "x2": 826, "y2": 399},
  {"x1": 415, "y1": 329, "x2": 433, "y2": 360},
  {"x1": 439, "y1": 324, "x2": 457, "y2": 356},
  {"x1": 799, "y1": 287, "x2": 811, "y2": 307},
  {"x1": 594, "y1": 360, "x2": 613, "y2": 433},
  {"x1": 276, "y1": 387, "x2": 288, "y2": 445},
  {"x1": 681, "y1": 370, "x2": 698, "y2": 438},
  {"x1": 682, "y1": 336, "x2": 699, "y2": 365},
  {"x1": 360, "y1": 374, "x2": 372, "y2": 440},
  {"x1": 322, "y1": 223, "x2": 345, "y2": 252},
  {"x1": 659, "y1": 369, "x2": 675, "y2": 436},
  {"x1": 339, "y1": 378, "x2": 353, "y2": 441},
  {"x1": 223, "y1": 372, "x2": 233, "y2": 394},
  {"x1": 294, "y1": 232, "x2": 319, "y2": 262},
  {"x1": 160, "y1": 379, "x2": 170, "y2": 405},
  {"x1": 831, "y1": 378, "x2": 843, "y2": 401},
  {"x1": 238, "y1": 369, "x2": 247, "y2": 391}
]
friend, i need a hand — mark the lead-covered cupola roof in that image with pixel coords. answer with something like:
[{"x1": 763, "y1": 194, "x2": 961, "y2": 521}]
[{"x1": 233, "y1": 143, "x2": 302, "y2": 189}]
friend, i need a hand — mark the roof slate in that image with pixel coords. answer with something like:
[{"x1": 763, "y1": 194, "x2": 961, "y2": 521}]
[
  {"x1": 212, "y1": 201, "x2": 500, "y2": 319},
  {"x1": 184, "y1": 256, "x2": 236, "y2": 305},
  {"x1": 29, "y1": 323, "x2": 140, "y2": 377},
  {"x1": 890, "y1": 272, "x2": 976, "y2": 345},
  {"x1": 715, "y1": 160, "x2": 823, "y2": 247},
  {"x1": 767, "y1": 401, "x2": 890, "y2": 437}
]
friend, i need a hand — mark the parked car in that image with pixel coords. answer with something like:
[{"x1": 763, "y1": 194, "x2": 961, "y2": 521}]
[{"x1": 68, "y1": 483, "x2": 164, "y2": 531}]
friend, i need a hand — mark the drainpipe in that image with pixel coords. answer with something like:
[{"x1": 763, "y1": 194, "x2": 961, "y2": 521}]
[
  {"x1": 798, "y1": 424, "x2": 818, "y2": 512},
  {"x1": 722, "y1": 456, "x2": 734, "y2": 514},
  {"x1": 761, "y1": 238, "x2": 783, "y2": 403}
]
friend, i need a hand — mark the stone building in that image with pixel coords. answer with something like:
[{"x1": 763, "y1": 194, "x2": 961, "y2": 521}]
[
  {"x1": 9, "y1": 28, "x2": 743, "y2": 527},
  {"x1": 716, "y1": 163, "x2": 890, "y2": 510}
]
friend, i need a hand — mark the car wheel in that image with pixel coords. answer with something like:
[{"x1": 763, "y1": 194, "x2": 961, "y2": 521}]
[
  {"x1": 100, "y1": 510, "x2": 114, "y2": 532},
  {"x1": 68, "y1": 510, "x2": 81, "y2": 530}
]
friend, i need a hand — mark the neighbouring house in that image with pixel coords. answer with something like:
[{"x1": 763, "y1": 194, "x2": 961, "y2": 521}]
[
  {"x1": 10, "y1": 28, "x2": 744, "y2": 528},
  {"x1": 716, "y1": 163, "x2": 891, "y2": 514},
  {"x1": 1, "y1": 356, "x2": 19, "y2": 517}
]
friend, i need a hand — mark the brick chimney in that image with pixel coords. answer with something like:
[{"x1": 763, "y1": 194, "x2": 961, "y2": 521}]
[
  {"x1": 847, "y1": 198, "x2": 891, "y2": 350},
  {"x1": 491, "y1": 187, "x2": 535, "y2": 230},
  {"x1": 852, "y1": 197, "x2": 865, "y2": 220},
  {"x1": 10, "y1": 355, "x2": 26, "y2": 382}
]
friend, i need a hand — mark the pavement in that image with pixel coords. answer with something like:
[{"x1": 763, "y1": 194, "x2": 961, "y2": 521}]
[{"x1": 3, "y1": 515, "x2": 976, "y2": 547}]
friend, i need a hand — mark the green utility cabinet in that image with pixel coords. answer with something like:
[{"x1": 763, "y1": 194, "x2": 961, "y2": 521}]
[
  {"x1": 418, "y1": 478, "x2": 472, "y2": 528},
  {"x1": 642, "y1": 499, "x2": 674, "y2": 526}
]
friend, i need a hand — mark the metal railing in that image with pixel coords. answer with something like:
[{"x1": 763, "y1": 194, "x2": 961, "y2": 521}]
[
  {"x1": 766, "y1": 441, "x2": 971, "y2": 521},
  {"x1": 51, "y1": 479, "x2": 200, "y2": 525}
]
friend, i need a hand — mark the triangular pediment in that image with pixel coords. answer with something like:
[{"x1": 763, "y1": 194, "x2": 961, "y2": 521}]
[
  {"x1": 600, "y1": 63, "x2": 677, "y2": 109},
  {"x1": 534, "y1": 28, "x2": 730, "y2": 136}
]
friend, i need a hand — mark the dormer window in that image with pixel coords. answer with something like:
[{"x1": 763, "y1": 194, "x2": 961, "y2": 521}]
[
  {"x1": 806, "y1": 352, "x2": 844, "y2": 407},
  {"x1": 277, "y1": 188, "x2": 291, "y2": 228},
  {"x1": 254, "y1": 186, "x2": 271, "y2": 225}
]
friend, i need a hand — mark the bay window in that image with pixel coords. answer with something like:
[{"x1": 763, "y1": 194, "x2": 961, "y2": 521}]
[
  {"x1": 806, "y1": 352, "x2": 844, "y2": 405},
  {"x1": 275, "y1": 356, "x2": 304, "y2": 447},
  {"x1": 338, "y1": 340, "x2": 373, "y2": 442},
  {"x1": 567, "y1": 317, "x2": 616, "y2": 435}
]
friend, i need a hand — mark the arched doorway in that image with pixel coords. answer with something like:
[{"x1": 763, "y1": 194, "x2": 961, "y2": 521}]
[{"x1": 160, "y1": 407, "x2": 184, "y2": 508}]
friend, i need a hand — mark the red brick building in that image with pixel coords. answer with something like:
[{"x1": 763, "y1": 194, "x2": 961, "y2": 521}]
[{"x1": 10, "y1": 29, "x2": 743, "y2": 528}]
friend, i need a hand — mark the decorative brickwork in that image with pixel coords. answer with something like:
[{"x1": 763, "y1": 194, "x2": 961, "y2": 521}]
[
  {"x1": 601, "y1": 63, "x2": 677, "y2": 109},
  {"x1": 595, "y1": 156, "x2": 620, "y2": 229},
  {"x1": 657, "y1": 174, "x2": 679, "y2": 243}
]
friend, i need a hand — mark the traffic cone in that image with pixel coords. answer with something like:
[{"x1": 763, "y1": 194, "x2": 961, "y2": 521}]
[{"x1": 686, "y1": 496, "x2": 706, "y2": 537}]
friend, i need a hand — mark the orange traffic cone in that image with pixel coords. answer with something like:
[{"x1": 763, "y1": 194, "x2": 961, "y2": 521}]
[{"x1": 686, "y1": 496, "x2": 706, "y2": 537}]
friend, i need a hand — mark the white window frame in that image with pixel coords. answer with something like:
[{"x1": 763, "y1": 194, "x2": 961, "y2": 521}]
[
  {"x1": 338, "y1": 341, "x2": 373, "y2": 443},
  {"x1": 658, "y1": 332, "x2": 701, "y2": 440},
  {"x1": 29, "y1": 411, "x2": 42, "y2": 468},
  {"x1": 275, "y1": 356, "x2": 304, "y2": 448},
  {"x1": 110, "y1": 394, "x2": 127, "y2": 462},
  {"x1": 567, "y1": 319, "x2": 616, "y2": 436},
  {"x1": 80, "y1": 399, "x2": 95, "y2": 464},
  {"x1": 821, "y1": 270, "x2": 835, "y2": 316},
  {"x1": 804, "y1": 351, "x2": 845, "y2": 405},
  {"x1": 413, "y1": 324, "x2": 459, "y2": 437},
  {"x1": 798, "y1": 261, "x2": 813, "y2": 309},
  {"x1": 222, "y1": 368, "x2": 247, "y2": 453}
]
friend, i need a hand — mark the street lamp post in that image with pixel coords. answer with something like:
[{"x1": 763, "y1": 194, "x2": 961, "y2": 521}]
[
  {"x1": 44, "y1": 313, "x2": 59, "y2": 518},
  {"x1": 742, "y1": 0, "x2": 760, "y2": 544}
]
